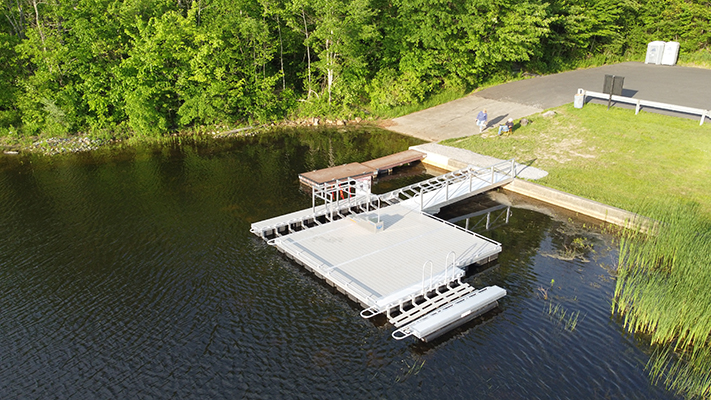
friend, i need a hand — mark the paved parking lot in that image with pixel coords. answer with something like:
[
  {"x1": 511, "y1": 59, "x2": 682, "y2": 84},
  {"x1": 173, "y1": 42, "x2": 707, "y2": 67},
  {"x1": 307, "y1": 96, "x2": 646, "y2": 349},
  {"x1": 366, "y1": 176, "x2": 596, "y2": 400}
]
[{"x1": 387, "y1": 62, "x2": 711, "y2": 141}]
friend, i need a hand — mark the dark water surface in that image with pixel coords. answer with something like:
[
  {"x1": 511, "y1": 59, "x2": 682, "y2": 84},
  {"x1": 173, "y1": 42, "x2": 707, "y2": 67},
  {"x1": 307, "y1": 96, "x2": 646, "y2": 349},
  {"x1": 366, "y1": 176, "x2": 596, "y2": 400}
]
[{"x1": 0, "y1": 127, "x2": 677, "y2": 399}]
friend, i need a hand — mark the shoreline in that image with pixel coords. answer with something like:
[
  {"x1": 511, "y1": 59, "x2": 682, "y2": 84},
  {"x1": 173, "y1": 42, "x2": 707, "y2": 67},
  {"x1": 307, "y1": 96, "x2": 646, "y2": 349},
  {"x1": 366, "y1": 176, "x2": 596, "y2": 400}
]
[{"x1": 0, "y1": 117, "x2": 373, "y2": 156}]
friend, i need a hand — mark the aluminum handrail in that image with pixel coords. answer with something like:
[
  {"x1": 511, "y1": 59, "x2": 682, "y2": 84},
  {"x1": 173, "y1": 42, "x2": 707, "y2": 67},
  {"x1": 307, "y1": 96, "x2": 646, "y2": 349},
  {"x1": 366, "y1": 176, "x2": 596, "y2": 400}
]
[{"x1": 378, "y1": 160, "x2": 516, "y2": 208}]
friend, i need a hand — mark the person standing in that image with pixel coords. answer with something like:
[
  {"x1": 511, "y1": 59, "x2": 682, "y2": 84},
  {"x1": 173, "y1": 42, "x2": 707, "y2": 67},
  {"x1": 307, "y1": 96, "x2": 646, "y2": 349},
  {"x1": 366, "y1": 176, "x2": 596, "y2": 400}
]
[{"x1": 476, "y1": 109, "x2": 488, "y2": 133}]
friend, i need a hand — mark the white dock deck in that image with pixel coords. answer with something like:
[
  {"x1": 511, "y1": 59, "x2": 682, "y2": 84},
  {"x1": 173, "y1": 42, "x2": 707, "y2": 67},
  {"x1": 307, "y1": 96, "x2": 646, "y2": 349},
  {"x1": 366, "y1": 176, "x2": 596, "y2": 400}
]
[
  {"x1": 269, "y1": 204, "x2": 501, "y2": 311},
  {"x1": 252, "y1": 161, "x2": 511, "y2": 341}
]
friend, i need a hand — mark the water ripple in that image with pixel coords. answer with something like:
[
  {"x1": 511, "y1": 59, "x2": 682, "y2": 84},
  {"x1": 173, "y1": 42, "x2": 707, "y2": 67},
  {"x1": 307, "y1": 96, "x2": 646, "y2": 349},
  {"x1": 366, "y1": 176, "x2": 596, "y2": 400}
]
[{"x1": 0, "y1": 139, "x2": 680, "y2": 400}]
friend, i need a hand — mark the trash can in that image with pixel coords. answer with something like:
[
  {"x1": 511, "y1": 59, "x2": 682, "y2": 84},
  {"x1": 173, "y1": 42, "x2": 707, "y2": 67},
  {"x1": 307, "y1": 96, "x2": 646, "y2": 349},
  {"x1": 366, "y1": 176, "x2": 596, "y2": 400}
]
[
  {"x1": 645, "y1": 41, "x2": 665, "y2": 64},
  {"x1": 661, "y1": 41, "x2": 680, "y2": 66},
  {"x1": 574, "y1": 89, "x2": 584, "y2": 109}
]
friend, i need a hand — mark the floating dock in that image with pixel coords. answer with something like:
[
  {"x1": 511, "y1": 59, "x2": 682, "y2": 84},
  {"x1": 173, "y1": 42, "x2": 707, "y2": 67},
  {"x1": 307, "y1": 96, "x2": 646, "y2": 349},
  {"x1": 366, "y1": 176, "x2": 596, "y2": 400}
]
[
  {"x1": 252, "y1": 159, "x2": 516, "y2": 341},
  {"x1": 299, "y1": 149, "x2": 426, "y2": 188}
]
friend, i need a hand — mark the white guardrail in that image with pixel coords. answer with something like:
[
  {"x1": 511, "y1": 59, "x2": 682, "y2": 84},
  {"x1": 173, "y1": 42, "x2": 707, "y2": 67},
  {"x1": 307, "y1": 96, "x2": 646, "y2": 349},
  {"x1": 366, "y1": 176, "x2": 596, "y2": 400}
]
[{"x1": 578, "y1": 88, "x2": 710, "y2": 125}]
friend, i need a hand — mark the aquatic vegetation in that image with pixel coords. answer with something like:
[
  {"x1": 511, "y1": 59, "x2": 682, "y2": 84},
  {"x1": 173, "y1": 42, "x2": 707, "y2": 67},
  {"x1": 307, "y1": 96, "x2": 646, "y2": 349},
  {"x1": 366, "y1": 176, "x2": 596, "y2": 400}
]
[
  {"x1": 538, "y1": 278, "x2": 582, "y2": 332},
  {"x1": 614, "y1": 202, "x2": 711, "y2": 399},
  {"x1": 537, "y1": 279, "x2": 555, "y2": 300},
  {"x1": 545, "y1": 301, "x2": 582, "y2": 332},
  {"x1": 395, "y1": 359, "x2": 426, "y2": 383}
]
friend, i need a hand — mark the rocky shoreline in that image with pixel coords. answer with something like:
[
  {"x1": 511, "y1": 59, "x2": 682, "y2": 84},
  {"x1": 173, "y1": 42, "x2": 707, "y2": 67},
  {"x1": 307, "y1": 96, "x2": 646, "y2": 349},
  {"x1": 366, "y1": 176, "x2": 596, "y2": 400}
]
[{"x1": 1, "y1": 117, "x2": 369, "y2": 156}]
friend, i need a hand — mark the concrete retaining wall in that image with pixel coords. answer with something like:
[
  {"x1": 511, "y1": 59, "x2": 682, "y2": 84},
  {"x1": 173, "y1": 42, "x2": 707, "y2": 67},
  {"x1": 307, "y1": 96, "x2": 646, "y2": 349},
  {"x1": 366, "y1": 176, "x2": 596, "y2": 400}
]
[
  {"x1": 504, "y1": 179, "x2": 651, "y2": 230},
  {"x1": 418, "y1": 147, "x2": 652, "y2": 230}
]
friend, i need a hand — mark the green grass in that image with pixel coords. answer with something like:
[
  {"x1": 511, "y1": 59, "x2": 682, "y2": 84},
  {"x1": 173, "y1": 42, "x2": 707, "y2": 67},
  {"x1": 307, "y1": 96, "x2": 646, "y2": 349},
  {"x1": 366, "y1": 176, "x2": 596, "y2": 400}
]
[
  {"x1": 679, "y1": 48, "x2": 711, "y2": 69},
  {"x1": 442, "y1": 103, "x2": 711, "y2": 219},
  {"x1": 444, "y1": 103, "x2": 711, "y2": 398}
]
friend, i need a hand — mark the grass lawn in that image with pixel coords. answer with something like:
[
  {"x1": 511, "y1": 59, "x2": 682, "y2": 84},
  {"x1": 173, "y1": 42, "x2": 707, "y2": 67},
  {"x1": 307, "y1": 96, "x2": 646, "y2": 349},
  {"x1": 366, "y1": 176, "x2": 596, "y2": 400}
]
[
  {"x1": 445, "y1": 102, "x2": 711, "y2": 399},
  {"x1": 442, "y1": 103, "x2": 711, "y2": 219}
]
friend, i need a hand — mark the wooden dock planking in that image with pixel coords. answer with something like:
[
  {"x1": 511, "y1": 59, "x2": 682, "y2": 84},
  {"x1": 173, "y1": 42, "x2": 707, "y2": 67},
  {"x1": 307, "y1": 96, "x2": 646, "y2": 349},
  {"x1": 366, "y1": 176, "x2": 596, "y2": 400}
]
[
  {"x1": 299, "y1": 162, "x2": 376, "y2": 187},
  {"x1": 298, "y1": 150, "x2": 426, "y2": 188},
  {"x1": 361, "y1": 149, "x2": 426, "y2": 173}
]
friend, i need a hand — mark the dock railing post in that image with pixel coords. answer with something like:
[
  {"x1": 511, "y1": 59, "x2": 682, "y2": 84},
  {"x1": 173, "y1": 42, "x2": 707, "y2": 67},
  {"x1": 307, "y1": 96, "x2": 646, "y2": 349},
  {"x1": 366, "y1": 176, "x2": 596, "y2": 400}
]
[
  {"x1": 376, "y1": 196, "x2": 381, "y2": 224},
  {"x1": 421, "y1": 260, "x2": 433, "y2": 296},
  {"x1": 511, "y1": 159, "x2": 516, "y2": 178},
  {"x1": 445, "y1": 251, "x2": 456, "y2": 285}
]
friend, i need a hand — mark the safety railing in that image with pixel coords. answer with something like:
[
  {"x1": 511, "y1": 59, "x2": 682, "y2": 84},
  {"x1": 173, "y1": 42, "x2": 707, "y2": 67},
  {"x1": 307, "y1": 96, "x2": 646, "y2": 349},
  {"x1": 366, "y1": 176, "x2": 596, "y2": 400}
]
[
  {"x1": 378, "y1": 159, "x2": 516, "y2": 212},
  {"x1": 579, "y1": 88, "x2": 710, "y2": 125}
]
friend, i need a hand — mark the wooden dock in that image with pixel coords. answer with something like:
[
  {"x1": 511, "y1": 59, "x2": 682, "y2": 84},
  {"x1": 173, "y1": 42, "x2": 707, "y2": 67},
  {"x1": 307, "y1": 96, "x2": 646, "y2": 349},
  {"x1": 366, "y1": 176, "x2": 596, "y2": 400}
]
[
  {"x1": 361, "y1": 149, "x2": 426, "y2": 172},
  {"x1": 299, "y1": 150, "x2": 425, "y2": 187}
]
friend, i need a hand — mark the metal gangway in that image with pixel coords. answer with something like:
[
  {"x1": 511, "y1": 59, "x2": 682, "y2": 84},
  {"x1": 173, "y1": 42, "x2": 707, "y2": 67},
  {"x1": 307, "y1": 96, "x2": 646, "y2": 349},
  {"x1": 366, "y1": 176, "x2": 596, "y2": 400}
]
[
  {"x1": 379, "y1": 159, "x2": 517, "y2": 214},
  {"x1": 251, "y1": 159, "x2": 517, "y2": 240}
]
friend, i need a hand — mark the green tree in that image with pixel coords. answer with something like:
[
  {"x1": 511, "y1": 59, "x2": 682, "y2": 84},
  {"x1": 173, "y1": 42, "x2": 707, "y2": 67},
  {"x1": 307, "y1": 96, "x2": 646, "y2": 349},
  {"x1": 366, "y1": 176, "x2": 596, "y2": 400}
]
[
  {"x1": 286, "y1": 0, "x2": 376, "y2": 110},
  {"x1": 369, "y1": 0, "x2": 550, "y2": 110},
  {"x1": 178, "y1": 0, "x2": 284, "y2": 126},
  {"x1": 0, "y1": 30, "x2": 22, "y2": 130},
  {"x1": 636, "y1": 0, "x2": 711, "y2": 53},
  {"x1": 119, "y1": 11, "x2": 193, "y2": 136}
]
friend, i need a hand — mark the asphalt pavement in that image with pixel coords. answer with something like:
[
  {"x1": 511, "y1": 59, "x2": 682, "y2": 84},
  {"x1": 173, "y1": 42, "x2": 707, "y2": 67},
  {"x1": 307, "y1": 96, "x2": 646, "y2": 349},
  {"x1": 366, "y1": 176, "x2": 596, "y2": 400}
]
[{"x1": 387, "y1": 62, "x2": 711, "y2": 141}]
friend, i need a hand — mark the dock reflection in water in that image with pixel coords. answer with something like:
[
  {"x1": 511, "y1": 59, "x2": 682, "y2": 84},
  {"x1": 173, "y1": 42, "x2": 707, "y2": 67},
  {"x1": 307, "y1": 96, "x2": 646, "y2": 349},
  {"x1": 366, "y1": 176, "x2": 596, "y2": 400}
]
[{"x1": 0, "y1": 128, "x2": 679, "y2": 399}]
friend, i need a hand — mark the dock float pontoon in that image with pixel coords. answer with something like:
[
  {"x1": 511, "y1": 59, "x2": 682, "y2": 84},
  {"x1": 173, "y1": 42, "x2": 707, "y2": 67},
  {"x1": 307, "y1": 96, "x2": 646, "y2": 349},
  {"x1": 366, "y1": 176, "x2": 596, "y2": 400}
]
[{"x1": 252, "y1": 160, "x2": 516, "y2": 341}]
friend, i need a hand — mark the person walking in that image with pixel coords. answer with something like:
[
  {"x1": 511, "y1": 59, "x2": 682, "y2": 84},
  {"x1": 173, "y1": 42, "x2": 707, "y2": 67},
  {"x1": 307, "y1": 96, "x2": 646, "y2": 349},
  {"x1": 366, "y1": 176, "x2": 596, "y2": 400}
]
[{"x1": 476, "y1": 109, "x2": 488, "y2": 133}]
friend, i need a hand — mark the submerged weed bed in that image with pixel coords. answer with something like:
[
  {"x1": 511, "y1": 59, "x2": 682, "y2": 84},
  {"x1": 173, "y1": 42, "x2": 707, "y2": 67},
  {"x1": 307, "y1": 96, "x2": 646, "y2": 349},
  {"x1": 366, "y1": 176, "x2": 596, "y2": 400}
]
[{"x1": 614, "y1": 202, "x2": 711, "y2": 399}]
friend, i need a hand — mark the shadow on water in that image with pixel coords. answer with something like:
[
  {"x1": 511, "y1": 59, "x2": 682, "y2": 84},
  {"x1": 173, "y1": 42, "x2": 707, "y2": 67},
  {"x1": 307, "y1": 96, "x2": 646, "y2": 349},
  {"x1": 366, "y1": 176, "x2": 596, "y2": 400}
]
[{"x1": 0, "y1": 127, "x2": 680, "y2": 400}]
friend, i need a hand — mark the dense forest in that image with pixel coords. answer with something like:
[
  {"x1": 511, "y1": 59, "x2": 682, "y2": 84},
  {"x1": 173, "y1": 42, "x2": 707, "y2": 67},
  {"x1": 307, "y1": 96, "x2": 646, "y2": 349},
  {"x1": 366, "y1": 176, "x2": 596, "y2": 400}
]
[{"x1": 1, "y1": 0, "x2": 710, "y2": 137}]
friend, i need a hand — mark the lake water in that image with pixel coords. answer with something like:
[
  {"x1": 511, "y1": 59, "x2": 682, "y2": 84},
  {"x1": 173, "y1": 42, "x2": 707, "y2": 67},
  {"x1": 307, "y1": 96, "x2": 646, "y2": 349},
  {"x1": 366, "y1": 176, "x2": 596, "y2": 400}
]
[{"x1": 0, "y1": 127, "x2": 678, "y2": 399}]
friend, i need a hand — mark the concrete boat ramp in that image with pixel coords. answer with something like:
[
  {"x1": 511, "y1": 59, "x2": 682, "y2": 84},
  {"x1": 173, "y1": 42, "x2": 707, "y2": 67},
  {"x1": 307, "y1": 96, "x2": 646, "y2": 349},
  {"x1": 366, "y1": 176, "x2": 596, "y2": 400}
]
[{"x1": 251, "y1": 157, "x2": 515, "y2": 342}]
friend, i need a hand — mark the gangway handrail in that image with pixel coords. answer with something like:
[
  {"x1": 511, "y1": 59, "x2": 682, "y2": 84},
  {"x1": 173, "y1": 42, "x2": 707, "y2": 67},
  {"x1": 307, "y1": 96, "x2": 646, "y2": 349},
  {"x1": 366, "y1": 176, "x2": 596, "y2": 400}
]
[
  {"x1": 378, "y1": 160, "x2": 516, "y2": 211},
  {"x1": 421, "y1": 260, "x2": 434, "y2": 295},
  {"x1": 445, "y1": 251, "x2": 456, "y2": 285}
]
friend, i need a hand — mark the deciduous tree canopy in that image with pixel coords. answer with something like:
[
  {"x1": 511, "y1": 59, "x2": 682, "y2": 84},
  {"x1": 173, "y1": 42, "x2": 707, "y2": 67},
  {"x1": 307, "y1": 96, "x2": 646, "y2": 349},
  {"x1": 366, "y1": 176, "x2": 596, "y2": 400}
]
[{"x1": 1, "y1": 0, "x2": 709, "y2": 136}]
